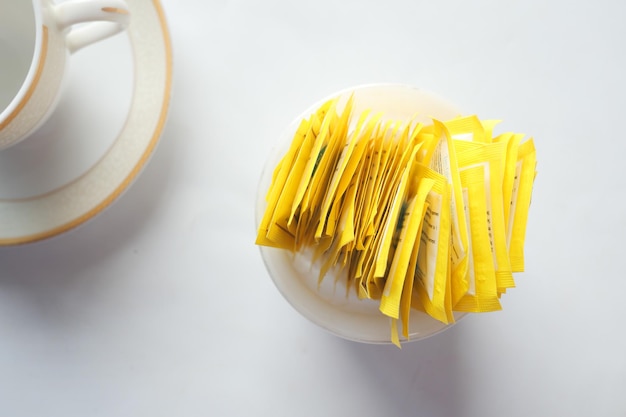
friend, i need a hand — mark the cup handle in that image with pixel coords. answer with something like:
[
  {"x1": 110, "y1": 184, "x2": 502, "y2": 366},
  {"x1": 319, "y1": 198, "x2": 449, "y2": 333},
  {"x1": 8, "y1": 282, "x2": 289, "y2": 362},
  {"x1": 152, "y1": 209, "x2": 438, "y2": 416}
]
[{"x1": 53, "y1": 0, "x2": 131, "y2": 54}]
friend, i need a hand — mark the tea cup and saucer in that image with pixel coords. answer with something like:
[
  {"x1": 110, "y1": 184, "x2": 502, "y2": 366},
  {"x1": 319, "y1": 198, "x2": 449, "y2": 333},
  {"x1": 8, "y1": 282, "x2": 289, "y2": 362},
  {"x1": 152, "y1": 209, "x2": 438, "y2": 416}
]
[{"x1": 0, "y1": 0, "x2": 172, "y2": 246}]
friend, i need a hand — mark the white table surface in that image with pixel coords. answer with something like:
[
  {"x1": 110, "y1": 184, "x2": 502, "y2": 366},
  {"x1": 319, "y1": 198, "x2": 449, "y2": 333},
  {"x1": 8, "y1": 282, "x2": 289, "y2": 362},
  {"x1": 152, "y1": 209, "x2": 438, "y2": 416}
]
[{"x1": 1, "y1": 0, "x2": 625, "y2": 416}]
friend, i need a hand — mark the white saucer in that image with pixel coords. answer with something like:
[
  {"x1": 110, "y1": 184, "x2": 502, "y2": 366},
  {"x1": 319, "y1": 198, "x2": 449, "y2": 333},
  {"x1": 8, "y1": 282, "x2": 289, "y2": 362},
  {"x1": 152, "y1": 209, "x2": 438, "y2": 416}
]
[
  {"x1": 0, "y1": 0, "x2": 172, "y2": 246},
  {"x1": 256, "y1": 84, "x2": 467, "y2": 344}
]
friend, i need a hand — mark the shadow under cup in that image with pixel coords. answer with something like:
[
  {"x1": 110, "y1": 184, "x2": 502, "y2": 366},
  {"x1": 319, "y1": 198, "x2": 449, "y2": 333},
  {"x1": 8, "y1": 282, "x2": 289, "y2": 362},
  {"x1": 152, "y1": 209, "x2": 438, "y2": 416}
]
[{"x1": 0, "y1": 0, "x2": 37, "y2": 117}]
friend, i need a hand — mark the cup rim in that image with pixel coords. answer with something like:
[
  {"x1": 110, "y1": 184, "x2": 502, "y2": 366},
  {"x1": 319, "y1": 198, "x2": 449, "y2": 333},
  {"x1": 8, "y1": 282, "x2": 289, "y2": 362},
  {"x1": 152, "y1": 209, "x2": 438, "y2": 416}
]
[{"x1": 0, "y1": 0, "x2": 46, "y2": 124}]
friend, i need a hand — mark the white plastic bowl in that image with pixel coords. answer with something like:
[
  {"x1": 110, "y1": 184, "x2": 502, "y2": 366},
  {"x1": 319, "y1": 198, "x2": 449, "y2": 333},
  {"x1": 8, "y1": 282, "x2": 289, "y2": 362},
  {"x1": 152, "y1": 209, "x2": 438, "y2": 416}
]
[{"x1": 256, "y1": 84, "x2": 467, "y2": 344}]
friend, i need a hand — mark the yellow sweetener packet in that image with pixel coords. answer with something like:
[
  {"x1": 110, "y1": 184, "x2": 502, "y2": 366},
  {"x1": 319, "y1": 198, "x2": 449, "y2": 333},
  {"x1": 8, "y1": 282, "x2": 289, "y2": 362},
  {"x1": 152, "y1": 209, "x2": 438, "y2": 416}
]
[
  {"x1": 507, "y1": 138, "x2": 537, "y2": 272},
  {"x1": 264, "y1": 104, "x2": 331, "y2": 249},
  {"x1": 289, "y1": 98, "x2": 339, "y2": 225},
  {"x1": 400, "y1": 200, "x2": 429, "y2": 338},
  {"x1": 294, "y1": 110, "x2": 349, "y2": 248},
  {"x1": 411, "y1": 163, "x2": 451, "y2": 324},
  {"x1": 454, "y1": 165, "x2": 501, "y2": 312},
  {"x1": 367, "y1": 154, "x2": 414, "y2": 299},
  {"x1": 354, "y1": 123, "x2": 387, "y2": 252},
  {"x1": 256, "y1": 118, "x2": 310, "y2": 248},
  {"x1": 372, "y1": 124, "x2": 421, "y2": 279},
  {"x1": 374, "y1": 121, "x2": 412, "y2": 210},
  {"x1": 335, "y1": 114, "x2": 383, "y2": 269},
  {"x1": 444, "y1": 115, "x2": 486, "y2": 143},
  {"x1": 415, "y1": 131, "x2": 437, "y2": 166},
  {"x1": 457, "y1": 141, "x2": 514, "y2": 294},
  {"x1": 351, "y1": 127, "x2": 387, "y2": 292},
  {"x1": 295, "y1": 113, "x2": 341, "y2": 236},
  {"x1": 430, "y1": 120, "x2": 469, "y2": 306},
  {"x1": 380, "y1": 177, "x2": 434, "y2": 319},
  {"x1": 349, "y1": 128, "x2": 382, "y2": 286},
  {"x1": 494, "y1": 132, "x2": 524, "y2": 237},
  {"x1": 313, "y1": 115, "x2": 374, "y2": 283},
  {"x1": 333, "y1": 112, "x2": 383, "y2": 208},
  {"x1": 481, "y1": 120, "x2": 501, "y2": 143},
  {"x1": 350, "y1": 126, "x2": 379, "y2": 253},
  {"x1": 363, "y1": 124, "x2": 421, "y2": 298},
  {"x1": 370, "y1": 139, "x2": 420, "y2": 292},
  {"x1": 310, "y1": 96, "x2": 355, "y2": 240},
  {"x1": 317, "y1": 173, "x2": 360, "y2": 285},
  {"x1": 362, "y1": 121, "x2": 398, "y2": 245},
  {"x1": 315, "y1": 105, "x2": 369, "y2": 242},
  {"x1": 357, "y1": 123, "x2": 416, "y2": 299}
]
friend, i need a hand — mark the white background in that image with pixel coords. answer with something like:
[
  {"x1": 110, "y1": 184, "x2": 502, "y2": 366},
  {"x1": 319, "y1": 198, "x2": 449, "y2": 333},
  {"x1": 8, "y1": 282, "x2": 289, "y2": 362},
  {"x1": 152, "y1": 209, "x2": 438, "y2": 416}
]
[{"x1": 1, "y1": 0, "x2": 625, "y2": 416}]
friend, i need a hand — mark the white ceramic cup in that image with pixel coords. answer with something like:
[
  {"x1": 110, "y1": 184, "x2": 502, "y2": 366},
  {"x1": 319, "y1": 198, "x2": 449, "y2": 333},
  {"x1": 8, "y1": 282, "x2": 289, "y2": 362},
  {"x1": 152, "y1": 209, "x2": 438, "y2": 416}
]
[{"x1": 0, "y1": 0, "x2": 130, "y2": 151}]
